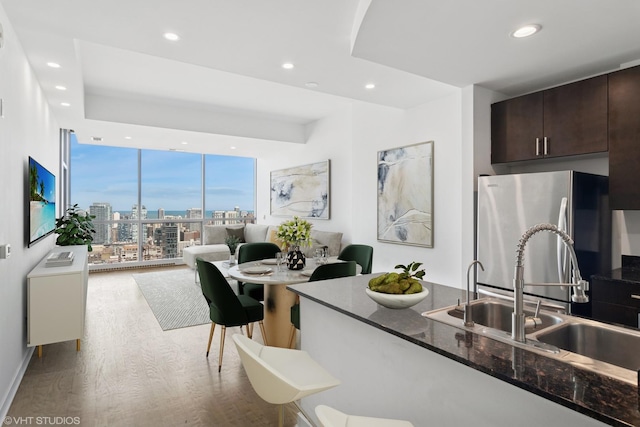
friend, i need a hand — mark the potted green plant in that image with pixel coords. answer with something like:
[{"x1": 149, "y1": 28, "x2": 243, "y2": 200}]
[
  {"x1": 54, "y1": 204, "x2": 96, "y2": 251},
  {"x1": 276, "y1": 216, "x2": 312, "y2": 270}
]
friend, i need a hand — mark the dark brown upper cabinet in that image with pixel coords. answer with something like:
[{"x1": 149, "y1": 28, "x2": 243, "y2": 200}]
[
  {"x1": 491, "y1": 75, "x2": 608, "y2": 164},
  {"x1": 491, "y1": 92, "x2": 543, "y2": 163},
  {"x1": 609, "y1": 66, "x2": 640, "y2": 210}
]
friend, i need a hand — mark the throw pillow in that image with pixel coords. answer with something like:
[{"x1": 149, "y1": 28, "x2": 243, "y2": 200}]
[
  {"x1": 226, "y1": 227, "x2": 245, "y2": 243},
  {"x1": 268, "y1": 229, "x2": 285, "y2": 250}
]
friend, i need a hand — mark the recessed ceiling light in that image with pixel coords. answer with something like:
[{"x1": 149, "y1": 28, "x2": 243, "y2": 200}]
[
  {"x1": 512, "y1": 24, "x2": 541, "y2": 38},
  {"x1": 164, "y1": 32, "x2": 180, "y2": 41},
  {"x1": 230, "y1": 146, "x2": 237, "y2": 150},
  {"x1": 282, "y1": 63, "x2": 294, "y2": 70},
  {"x1": 124, "y1": 136, "x2": 132, "y2": 140},
  {"x1": 181, "y1": 141, "x2": 188, "y2": 145},
  {"x1": 55, "y1": 85, "x2": 67, "y2": 91},
  {"x1": 47, "y1": 62, "x2": 61, "y2": 68},
  {"x1": 60, "y1": 102, "x2": 70, "y2": 107},
  {"x1": 305, "y1": 82, "x2": 319, "y2": 88},
  {"x1": 91, "y1": 136, "x2": 103, "y2": 142},
  {"x1": 365, "y1": 83, "x2": 376, "y2": 89}
]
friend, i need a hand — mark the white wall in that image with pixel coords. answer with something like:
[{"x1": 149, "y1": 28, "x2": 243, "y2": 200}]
[
  {"x1": 256, "y1": 105, "x2": 354, "y2": 242},
  {"x1": 350, "y1": 95, "x2": 466, "y2": 287},
  {"x1": 257, "y1": 92, "x2": 468, "y2": 287},
  {"x1": 0, "y1": 5, "x2": 60, "y2": 418}
]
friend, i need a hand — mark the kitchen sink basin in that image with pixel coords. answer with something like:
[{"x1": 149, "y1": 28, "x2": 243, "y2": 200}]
[
  {"x1": 424, "y1": 297, "x2": 640, "y2": 384},
  {"x1": 534, "y1": 322, "x2": 640, "y2": 372},
  {"x1": 426, "y1": 298, "x2": 563, "y2": 333}
]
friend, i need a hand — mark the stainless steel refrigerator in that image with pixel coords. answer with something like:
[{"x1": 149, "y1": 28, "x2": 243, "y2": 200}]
[{"x1": 476, "y1": 171, "x2": 610, "y2": 315}]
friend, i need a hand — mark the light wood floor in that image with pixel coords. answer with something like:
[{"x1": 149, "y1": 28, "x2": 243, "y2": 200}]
[{"x1": 8, "y1": 266, "x2": 300, "y2": 426}]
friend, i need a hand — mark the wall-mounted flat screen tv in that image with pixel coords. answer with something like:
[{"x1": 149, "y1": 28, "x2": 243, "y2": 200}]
[{"x1": 28, "y1": 156, "x2": 56, "y2": 246}]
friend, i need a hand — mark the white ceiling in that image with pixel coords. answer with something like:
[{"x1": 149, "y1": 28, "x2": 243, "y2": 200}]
[{"x1": 2, "y1": 0, "x2": 639, "y2": 156}]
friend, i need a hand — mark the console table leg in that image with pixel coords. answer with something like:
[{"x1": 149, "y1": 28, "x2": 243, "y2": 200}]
[
  {"x1": 38, "y1": 345, "x2": 42, "y2": 358},
  {"x1": 76, "y1": 339, "x2": 81, "y2": 351}
]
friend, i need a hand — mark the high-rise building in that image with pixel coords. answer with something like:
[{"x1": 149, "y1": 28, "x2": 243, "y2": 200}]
[
  {"x1": 131, "y1": 204, "x2": 147, "y2": 242},
  {"x1": 89, "y1": 202, "x2": 112, "y2": 244},
  {"x1": 154, "y1": 224, "x2": 179, "y2": 259},
  {"x1": 186, "y1": 208, "x2": 202, "y2": 219},
  {"x1": 212, "y1": 210, "x2": 225, "y2": 225},
  {"x1": 185, "y1": 208, "x2": 202, "y2": 232},
  {"x1": 158, "y1": 208, "x2": 165, "y2": 219},
  {"x1": 225, "y1": 208, "x2": 240, "y2": 225},
  {"x1": 132, "y1": 204, "x2": 147, "y2": 219}
]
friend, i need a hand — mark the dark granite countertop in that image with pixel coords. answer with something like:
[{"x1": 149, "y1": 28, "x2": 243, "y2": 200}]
[
  {"x1": 288, "y1": 275, "x2": 640, "y2": 427},
  {"x1": 593, "y1": 268, "x2": 640, "y2": 285},
  {"x1": 594, "y1": 255, "x2": 640, "y2": 284}
]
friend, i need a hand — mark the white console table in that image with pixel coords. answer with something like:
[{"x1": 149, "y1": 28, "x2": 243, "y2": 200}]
[{"x1": 27, "y1": 245, "x2": 89, "y2": 357}]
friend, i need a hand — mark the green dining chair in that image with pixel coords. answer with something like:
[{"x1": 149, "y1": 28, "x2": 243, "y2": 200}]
[
  {"x1": 338, "y1": 244, "x2": 373, "y2": 275},
  {"x1": 196, "y1": 258, "x2": 267, "y2": 372},
  {"x1": 237, "y1": 242, "x2": 282, "y2": 301},
  {"x1": 288, "y1": 261, "x2": 357, "y2": 348}
]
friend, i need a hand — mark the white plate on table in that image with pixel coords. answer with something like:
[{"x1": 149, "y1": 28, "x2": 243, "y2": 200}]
[
  {"x1": 242, "y1": 266, "x2": 272, "y2": 275},
  {"x1": 261, "y1": 258, "x2": 278, "y2": 265}
]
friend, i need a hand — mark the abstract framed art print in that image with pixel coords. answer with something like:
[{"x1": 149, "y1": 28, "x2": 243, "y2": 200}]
[
  {"x1": 270, "y1": 160, "x2": 330, "y2": 219},
  {"x1": 377, "y1": 141, "x2": 433, "y2": 247}
]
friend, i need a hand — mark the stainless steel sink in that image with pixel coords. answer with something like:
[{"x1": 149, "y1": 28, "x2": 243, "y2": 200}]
[
  {"x1": 425, "y1": 298, "x2": 563, "y2": 334},
  {"x1": 533, "y1": 321, "x2": 640, "y2": 372},
  {"x1": 423, "y1": 297, "x2": 640, "y2": 384}
]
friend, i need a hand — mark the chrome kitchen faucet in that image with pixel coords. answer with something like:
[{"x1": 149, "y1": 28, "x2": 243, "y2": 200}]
[{"x1": 512, "y1": 223, "x2": 589, "y2": 342}]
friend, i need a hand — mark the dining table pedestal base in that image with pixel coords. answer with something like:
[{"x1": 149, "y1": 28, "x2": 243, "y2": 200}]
[{"x1": 263, "y1": 283, "x2": 297, "y2": 348}]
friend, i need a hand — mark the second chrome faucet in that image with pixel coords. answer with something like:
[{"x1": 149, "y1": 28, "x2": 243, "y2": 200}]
[{"x1": 464, "y1": 260, "x2": 485, "y2": 327}]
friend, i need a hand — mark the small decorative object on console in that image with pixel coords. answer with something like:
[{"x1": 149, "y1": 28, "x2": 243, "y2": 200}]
[{"x1": 45, "y1": 251, "x2": 74, "y2": 267}]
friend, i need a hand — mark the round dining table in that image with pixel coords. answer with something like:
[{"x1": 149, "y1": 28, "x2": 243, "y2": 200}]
[{"x1": 228, "y1": 257, "x2": 360, "y2": 348}]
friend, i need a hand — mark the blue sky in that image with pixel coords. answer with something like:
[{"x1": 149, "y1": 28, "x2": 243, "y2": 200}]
[{"x1": 70, "y1": 138, "x2": 255, "y2": 212}]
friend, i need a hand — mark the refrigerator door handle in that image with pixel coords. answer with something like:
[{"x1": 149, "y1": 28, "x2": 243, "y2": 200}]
[{"x1": 557, "y1": 197, "x2": 569, "y2": 282}]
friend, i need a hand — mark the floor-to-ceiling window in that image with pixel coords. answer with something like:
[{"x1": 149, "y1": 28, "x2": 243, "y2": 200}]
[{"x1": 68, "y1": 137, "x2": 255, "y2": 268}]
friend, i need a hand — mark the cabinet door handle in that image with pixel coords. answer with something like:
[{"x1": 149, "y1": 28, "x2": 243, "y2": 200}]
[
  {"x1": 631, "y1": 294, "x2": 640, "y2": 300},
  {"x1": 536, "y1": 138, "x2": 540, "y2": 156},
  {"x1": 543, "y1": 137, "x2": 549, "y2": 155}
]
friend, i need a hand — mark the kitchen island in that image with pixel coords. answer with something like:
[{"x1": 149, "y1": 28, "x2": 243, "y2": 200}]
[{"x1": 288, "y1": 275, "x2": 639, "y2": 427}]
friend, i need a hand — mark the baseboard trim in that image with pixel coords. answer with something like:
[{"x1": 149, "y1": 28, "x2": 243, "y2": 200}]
[{"x1": 0, "y1": 347, "x2": 34, "y2": 421}]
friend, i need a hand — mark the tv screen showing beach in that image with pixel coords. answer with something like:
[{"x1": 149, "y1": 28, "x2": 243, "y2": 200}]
[{"x1": 29, "y1": 157, "x2": 56, "y2": 246}]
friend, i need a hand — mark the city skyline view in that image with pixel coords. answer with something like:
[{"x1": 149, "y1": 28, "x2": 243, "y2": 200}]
[{"x1": 70, "y1": 137, "x2": 256, "y2": 212}]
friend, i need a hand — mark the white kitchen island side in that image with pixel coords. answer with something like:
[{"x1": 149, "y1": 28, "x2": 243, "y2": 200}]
[{"x1": 290, "y1": 276, "x2": 613, "y2": 427}]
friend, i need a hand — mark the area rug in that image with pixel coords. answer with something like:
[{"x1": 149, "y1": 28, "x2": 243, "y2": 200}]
[{"x1": 133, "y1": 268, "x2": 210, "y2": 331}]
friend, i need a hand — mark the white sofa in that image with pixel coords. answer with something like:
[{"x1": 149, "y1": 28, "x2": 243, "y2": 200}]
[{"x1": 183, "y1": 223, "x2": 343, "y2": 269}]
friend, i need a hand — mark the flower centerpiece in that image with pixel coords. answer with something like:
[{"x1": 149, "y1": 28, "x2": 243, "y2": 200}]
[
  {"x1": 276, "y1": 216, "x2": 312, "y2": 270},
  {"x1": 54, "y1": 204, "x2": 97, "y2": 251}
]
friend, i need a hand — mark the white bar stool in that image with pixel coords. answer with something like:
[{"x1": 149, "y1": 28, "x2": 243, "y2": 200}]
[
  {"x1": 232, "y1": 334, "x2": 340, "y2": 427},
  {"x1": 315, "y1": 405, "x2": 414, "y2": 427}
]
